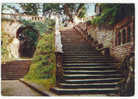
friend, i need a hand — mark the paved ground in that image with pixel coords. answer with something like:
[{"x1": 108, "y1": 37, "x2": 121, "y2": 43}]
[{"x1": 1, "y1": 80, "x2": 41, "y2": 96}]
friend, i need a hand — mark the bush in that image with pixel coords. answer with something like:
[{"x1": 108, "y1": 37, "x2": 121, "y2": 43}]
[
  {"x1": 24, "y1": 33, "x2": 56, "y2": 90},
  {"x1": 20, "y1": 18, "x2": 55, "y2": 35}
]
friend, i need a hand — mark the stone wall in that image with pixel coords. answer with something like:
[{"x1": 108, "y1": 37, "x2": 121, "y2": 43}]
[
  {"x1": 2, "y1": 20, "x2": 22, "y2": 37},
  {"x1": 2, "y1": 13, "x2": 45, "y2": 23},
  {"x1": 2, "y1": 20, "x2": 21, "y2": 59},
  {"x1": 111, "y1": 16, "x2": 134, "y2": 62},
  {"x1": 111, "y1": 42, "x2": 133, "y2": 62},
  {"x1": 86, "y1": 16, "x2": 134, "y2": 63},
  {"x1": 87, "y1": 25, "x2": 113, "y2": 48}
]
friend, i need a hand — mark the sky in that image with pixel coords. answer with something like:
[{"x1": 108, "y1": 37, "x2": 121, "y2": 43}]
[
  {"x1": 86, "y1": 3, "x2": 96, "y2": 16},
  {"x1": 2, "y1": 3, "x2": 96, "y2": 16}
]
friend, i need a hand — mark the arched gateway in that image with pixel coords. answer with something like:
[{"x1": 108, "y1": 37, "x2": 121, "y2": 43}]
[{"x1": 16, "y1": 26, "x2": 39, "y2": 58}]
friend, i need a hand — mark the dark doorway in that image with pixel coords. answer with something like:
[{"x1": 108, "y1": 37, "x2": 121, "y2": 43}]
[{"x1": 16, "y1": 26, "x2": 39, "y2": 58}]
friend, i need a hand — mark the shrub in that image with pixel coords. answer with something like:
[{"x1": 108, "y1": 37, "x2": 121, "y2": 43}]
[{"x1": 24, "y1": 33, "x2": 56, "y2": 90}]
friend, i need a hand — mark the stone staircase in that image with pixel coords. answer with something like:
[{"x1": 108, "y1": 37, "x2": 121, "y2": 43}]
[
  {"x1": 51, "y1": 29, "x2": 123, "y2": 96},
  {"x1": 2, "y1": 60, "x2": 31, "y2": 80}
]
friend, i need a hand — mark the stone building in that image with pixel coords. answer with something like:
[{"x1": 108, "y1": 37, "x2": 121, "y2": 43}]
[{"x1": 86, "y1": 4, "x2": 135, "y2": 63}]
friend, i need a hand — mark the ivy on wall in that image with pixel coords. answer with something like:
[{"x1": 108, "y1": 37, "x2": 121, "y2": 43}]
[{"x1": 91, "y1": 4, "x2": 134, "y2": 26}]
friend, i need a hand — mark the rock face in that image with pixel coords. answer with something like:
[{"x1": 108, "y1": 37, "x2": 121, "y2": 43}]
[{"x1": 2, "y1": 20, "x2": 21, "y2": 59}]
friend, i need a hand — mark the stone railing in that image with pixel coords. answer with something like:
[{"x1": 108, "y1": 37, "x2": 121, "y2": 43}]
[
  {"x1": 119, "y1": 51, "x2": 134, "y2": 96},
  {"x1": 2, "y1": 13, "x2": 45, "y2": 22},
  {"x1": 73, "y1": 22, "x2": 110, "y2": 56},
  {"x1": 54, "y1": 16, "x2": 63, "y2": 83}
]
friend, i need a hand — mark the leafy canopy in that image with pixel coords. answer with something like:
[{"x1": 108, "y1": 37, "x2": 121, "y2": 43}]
[{"x1": 92, "y1": 4, "x2": 134, "y2": 25}]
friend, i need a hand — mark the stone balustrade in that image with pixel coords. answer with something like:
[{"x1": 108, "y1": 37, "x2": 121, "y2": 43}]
[
  {"x1": 2, "y1": 13, "x2": 45, "y2": 22},
  {"x1": 73, "y1": 22, "x2": 110, "y2": 56},
  {"x1": 54, "y1": 16, "x2": 63, "y2": 82}
]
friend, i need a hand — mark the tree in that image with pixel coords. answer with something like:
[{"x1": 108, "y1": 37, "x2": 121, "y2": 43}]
[
  {"x1": 43, "y1": 4, "x2": 63, "y2": 17},
  {"x1": 92, "y1": 4, "x2": 134, "y2": 26},
  {"x1": 19, "y1": 3, "x2": 40, "y2": 15},
  {"x1": 76, "y1": 4, "x2": 87, "y2": 18},
  {"x1": 43, "y1": 3, "x2": 87, "y2": 22},
  {"x1": 2, "y1": 4, "x2": 20, "y2": 13}
]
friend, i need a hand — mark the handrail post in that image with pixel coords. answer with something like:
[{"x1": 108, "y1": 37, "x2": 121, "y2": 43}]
[
  {"x1": 55, "y1": 51, "x2": 63, "y2": 82},
  {"x1": 54, "y1": 15, "x2": 64, "y2": 84}
]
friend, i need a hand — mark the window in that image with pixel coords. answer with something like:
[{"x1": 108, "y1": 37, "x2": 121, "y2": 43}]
[
  {"x1": 127, "y1": 26, "x2": 131, "y2": 42},
  {"x1": 122, "y1": 29, "x2": 126, "y2": 44},
  {"x1": 118, "y1": 32, "x2": 121, "y2": 45},
  {"x1": 115, "y1": 32, "x2": 118, "y2": 46}
]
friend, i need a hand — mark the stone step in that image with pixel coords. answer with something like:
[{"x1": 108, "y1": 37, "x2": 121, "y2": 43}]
[
  {"x1": 63, "y1": 49, "x2": 97, "y2": 51},
  {"x1": 62, "y1": 40, "x2": 87, "y2": 42},
  {"x1": 63, "y1": 48, "x2": 94, "y2": 50},
  {"x1": 62, "y1": 43, "x2": 90, "y2": 46},
  {"x1": 62, "y1": 42, "x2": 87, "y2": 44},
  {"x1": 62, "y1": 39, "x2": 82, "y2": 41},
  {"x1": 63, "y1": 43, "x2": 90, "y2": 45},
  {"x1": 58, "y1": 82, "x2": 118, "y2": 88},
  {"x1": 63, "y1": 55, "x2": 109, "y2": 58},
  {"x1": 63, "y1": 66, "x2": 117, "y2": 70},
  {"x1": 63, "y1": 63, "x2": 117, "y2": 66},
  {"x1": 63, "y1": 78, "x2": 122, "y2": 84},
  {"x1": 63, "y1": 58, "x2": 114, "y2": 61},
  {"x1": 63, "y1": 46, "x2": 93, "y2": 49},
  {"x1": 64, "y1": 70, "x2": 120, "y2": 75},
  {"x1": 63, "y1": 54, "x2": 102, "y2": 57},
  {"x1": 63, "y1": 74, "x2": 122, "y2": 79},
  {"x1": 51, "y1": 87, "x2": 119, "y2": 95},
  {"x1": 3, "y1": 75, "x2": 24, "y2": 80},
  {"x1": 63, "y1": 45, "x2": 92, "y2": 48},
  {"x1": 63, "y1": 52, "x2": 100, "y2": 55},
  {"x1": 63, "y1": 50, "x2": 98, "y2": 53},
  {"x1": 63, "y1": 60, "x2": 117, "y2": 63},
  {"x1": 63, "y1": 52, "x2": 101, "y2": 55}
]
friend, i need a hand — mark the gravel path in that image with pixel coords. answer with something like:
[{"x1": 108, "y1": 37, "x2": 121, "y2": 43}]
[{"x1": 1, "y1": 80, "x2": 41, "y2": 96}]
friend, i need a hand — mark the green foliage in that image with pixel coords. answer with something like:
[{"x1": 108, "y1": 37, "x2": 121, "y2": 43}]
[
  {"x1": 24, "y1": 33, "x2": 56, "y2": 89},
  {"x1": 21, "y1": 27, "x2": 38, "y2": 47},
  {"x1": 19, "y1": 3, "x2": 40, "y2": 15},
  {"x1": 92, "y1": 4, "x2": 134, "y2": 25},
  {"x1": 18, "y1": 19, "x2": 55, "y2": 51},
  {"x1": 2, "y1": 3, "x2": 20, "y2": 13},
  {"x1": 20, "y1": 19, "x2": 55, "y2": 35},
  {"x1": 77, "y1": 4, "x2": 87, "y2": 18},
  {"x1": 43, "y1": 3, "x2": 87, "y2": 22},
  {"x1": 43, "y1": 3, "x2": 63, "y2": 16}
]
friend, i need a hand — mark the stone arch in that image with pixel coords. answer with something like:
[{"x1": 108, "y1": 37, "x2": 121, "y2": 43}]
[{"x1": 16, "y1": 26, "x2": 39, "y2": 58}]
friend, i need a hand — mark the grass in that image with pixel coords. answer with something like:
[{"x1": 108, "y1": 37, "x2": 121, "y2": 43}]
[{"x1": 24, "y1": 32, "x2": 56, "y2": 90}]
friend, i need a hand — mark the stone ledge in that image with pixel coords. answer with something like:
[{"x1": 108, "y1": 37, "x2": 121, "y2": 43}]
[{"x1": 19, "y1": 79, "x2": 57, "y2": 96}]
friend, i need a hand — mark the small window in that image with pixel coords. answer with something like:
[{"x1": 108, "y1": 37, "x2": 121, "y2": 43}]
[
  {"x1": 127, "y1": 26, "x2": 131, "y2": 42},
  {"x1": 115, "y1": 32, "x2": 118, "y2": 46},
  {"x1": 118, "y1": 32, "x2": 121, "y2": 45},
  {"x1": 122, "y1": 29, "x2": 126, "y2": 44}
]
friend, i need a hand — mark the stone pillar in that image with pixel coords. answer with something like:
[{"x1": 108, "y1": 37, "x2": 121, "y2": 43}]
[{"x1": 55, "y1": 52, "x2": 63, "y2": 83}]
